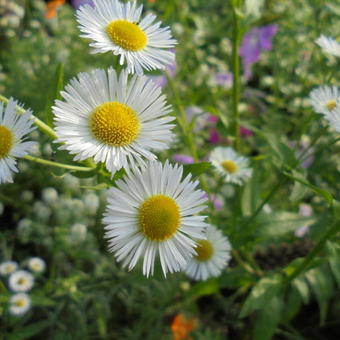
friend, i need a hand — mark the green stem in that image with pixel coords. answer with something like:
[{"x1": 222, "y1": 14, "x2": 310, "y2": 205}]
[
  {"x1": 0, "y1": 94, "x2": 58, "y2": 139},
  {"x1": 284, "y1": 220, "x2": 339, "y2": 285},
  {"x1": 231, "y1": 0, "x2": 242, "y2": 151},
  {"x1": 24, "y1": 155, "x2": 95, "y2": 172}
]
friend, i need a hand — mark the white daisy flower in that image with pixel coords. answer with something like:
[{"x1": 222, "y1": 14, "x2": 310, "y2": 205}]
[
  {"x1": 53, "y1": 68, "x2": 175, "y2": 174},
  {"x1": 309, "y1": 86, "x2": 340, "y2": 115},
  {"x1": 185, "y1": 225, "x2": 232, "y2": 281},
  {"x1": 9, "y1": 293, "x2": 31, "y2": 316},
  {"x1": 0, "y1": 98, "x2": 35, "y2": 184},
  {"x1": 315, "y1": 35, "x2": 340, "y2": 57},
  {"x1": 76, "y1": 0, "x2": 177, "y2": 74},
  {"x1": 325, "y1": 106, "x2": 340, "y2": 133},
  {"x1": 8, "y1": 270, "x2": 34, "y2": 292},
  {"x1": 209, "y1": 147, "x2": 252, "y2": 185},
  {"x1": 27, "y1": 257, "x2": 46, "y2": 274},
  {"x1": 0, "y1": 261, "x2": 18, "y2": 276},
  {"x1": 103, "y1": 160, "x2": 208, "y2": 277}
]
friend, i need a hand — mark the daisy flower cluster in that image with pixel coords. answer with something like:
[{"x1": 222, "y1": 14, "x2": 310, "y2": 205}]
[
  {"x1": 309, "y1": 35, "x2": 340, "y2": 133},
  {"x1": 0, "y1": 257, "x2": 45, "y2": 316}
]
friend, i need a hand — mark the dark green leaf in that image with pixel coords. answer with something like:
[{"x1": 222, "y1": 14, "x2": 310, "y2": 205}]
[
  {"x1": 188, "y1": 278, "x2": 219, "y2": 298},
  {"x1": 8, "y1": 320, "x2": 50, "y2": 340},
  {"x1": 326, "y1": 241, "x2": 340, "y2": 288},
  {"x1": 183, "y1": 162, "x2": 211, "y2": 178}
]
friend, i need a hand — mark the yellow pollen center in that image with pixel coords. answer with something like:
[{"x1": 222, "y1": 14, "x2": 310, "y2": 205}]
[
  {"x1": 326, "y1": 100, "x2": 337, "y2": 111},
  {"x1": 106, "y1": 19, "x2": 147, "y2": 51},
  {"x1": 17, "y1": 278, "x2": 27, "y2": 286},
  {"x1": 90, "y1": 102, "x2": 140, "y2": 146},
  {"x1": 221, "y1": 160, "x2": 238, "y2": 174},
  {"x1": 15, "y1": 299, "x2": 26, "y2": 307},
  {"x1": 195, "y1": 240, "x2": 214, "y2": 261},
  {"x1": 138, "y1": 195, "x2": 181, "y2": 242},
  {"x1": 0, "y1": 125, "x2": 13, "y2": 159}
]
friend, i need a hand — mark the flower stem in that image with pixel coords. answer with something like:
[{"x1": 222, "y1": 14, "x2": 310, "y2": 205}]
[
  {"x1": 24, "y1": 155, "x2": 95, "y2": 172},
  {"x1": 231, "y1": 0, "x2": 242, "y2": 151},
  {"x1": 283, "y1": 220, "x2": 339, "y2": 286},
  {"x1": 0, "y1": 94, "x2": 58, "y2": 139}
]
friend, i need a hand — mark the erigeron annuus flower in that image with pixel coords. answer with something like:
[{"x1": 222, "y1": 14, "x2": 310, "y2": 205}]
[
  {"x1": 53, "y1": 68, "x2": 175, "y2": 174},
  {"x1": 8, "y1": 270, "x2": 34, "y2": 292},
  {"x1": 9, "y1": 293, "x2": 31, "y2": 316},
  {"x1": 209, "y1": 147, "x2": 252, "y2": 185},
  {"x1": 185, "y1": 225, "x2": 232, "y2": 281},
  {"x1": 103, "y1": 161, "x2": 208, "y2": 277},
  {"x1": 325, "y1": 106, "x2": 340, "y2": 133},
  {"x1": 76, "y1": 0, "x2": 176, "y2": 74},
  {"x1": 309, "y1": 86, "x2": 340, "y2": 115},
  {"x1": 0, "y1": 261, "x2": 18, "y2": 276},
  {"x1": 27, "y1": 257, "x2": 46, "y2": 274},
  {"x1": 0, "y1": 98, "x2": 35, "y2": 184},
  {"x1": 315, "y1": 35, "x2": 340, "y2": 57}
]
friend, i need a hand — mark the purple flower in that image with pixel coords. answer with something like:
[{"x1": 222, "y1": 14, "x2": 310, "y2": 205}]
[
  {"x1": 240, "y1": 126, "x2": 253, "y2": 138},
  {"x1": 148, "y1": 59, "x2": 176, "y2": 88},
  {"x1": 203, "y1": 194, "x2": 223, "y2": 211},
  {"x1": 239, "y1": 24, "x2": 278, "y2": 79},
  {"x1": 72, "y1": 0, "x2": 94, "y2": 9},
  {"x1": 172, "y1": 154, "x2": 194, "y2": 164},
  {"x1": 214, "y1": 72, "x2": 233, "y2": 88}
]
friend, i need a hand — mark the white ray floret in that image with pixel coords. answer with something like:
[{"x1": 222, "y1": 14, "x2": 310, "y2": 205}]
[
  {"x1": 27, "y1": 257, "x2": 46, "y2": 274},
  {"x1": 185, "y1": 225, "x2": 232, "y2": 281},
  {"x1": 103, "y1": 160, "x2": 208, "y2": 277},
  {"x1": 8, "y1": 270, "x2": 34, "y2": 292},
  {"x1": 325, "y1": 106, "x2": 340, "y2": 133},
  {"x1": 53, "y1": 68, "x2": 175, "y2": 174},
  {"x1": 315, "y1": 35, "x2": 340, "y2": 57},
  {"x1": 309, "y1": 86, "x2": 340, "y2": 115},
  {"x1": 0, "y1": 99, "x2": 35, "y2": 184},
  {"x1": 210, "y1": 147, "x2": 252, "y2": 185},
  {"x1": 0, "y1": 261, "x2": 18, "y2": 276},
  {"x1": 76, "y1": 0, "x2": 177, "y2": 74},
  {"x1": 9, "y1": 293, "x2": 31, "y2": 316}
]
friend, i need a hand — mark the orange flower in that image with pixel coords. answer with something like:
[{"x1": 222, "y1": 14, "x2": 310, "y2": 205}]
[
  {"x1": 171, "y1": 314, "x2": 197, "y2": 340},
  {"x1": 45, "y1": 0, "x2": 66, "y2": 19}
]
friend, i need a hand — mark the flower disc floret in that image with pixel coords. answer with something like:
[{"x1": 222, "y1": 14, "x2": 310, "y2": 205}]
[
  {"x1": 106, "y1": 20, "x2": 147, "y2": 51},
  {"x1": 195, "y1": 240, "x2": 214, "y2": 261},
  {"x1": 0, "y1": 125, "x2": 13, "y2": 158},
  {"x1": 90, "y1": 102, "x2": 140, "y2": 146},
  {"x1": 138, "y1": 195, "x2": 180, "y2": 241},
  {"x1": 221, "y1": 160, "x2": 238, "y2": 174}
]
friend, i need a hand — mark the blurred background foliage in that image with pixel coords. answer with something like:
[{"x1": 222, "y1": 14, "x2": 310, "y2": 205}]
[{"x1": 0, "y1": 0, "x2": 339, "y2": 339}]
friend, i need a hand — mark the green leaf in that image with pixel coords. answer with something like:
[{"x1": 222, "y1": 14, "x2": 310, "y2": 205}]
[
  {"x1": 282, "y1": 285, "x2": 302, "y2": 321},
  {"x1": 183, "y1": 162, "x2": 211, "y2": 178},
  {"x1": 239, "y1": 274, "x2": 282, "y2": 318},
  {"x1": 44, "y1": 63, "x2": 64, "y2": 127},
  {"x1": 241, "y1": 167, "x2": 260, "y2": 216},
  {"x1": 284, "y1": 171, "x2": 333, "y2": 204},
  {"x1": 254, "y1": 295, "x2": 283, "y2": 340},
  {"x1": 326, "y1": 241, "x2": 340, "y2": 288},
  {"x1": 219, "y1": 268, "x2": 256, "y2": 289},
  {"x1": 31, "y1": 294, "x2": 55, "y2": 307},
  {"x1": 304, "y1": 266, "x2": 333, "y2": 325},
  {"x1": 8, "y1": 320, "x2": 50, "y2": 340},
  {"x1": 188, "y1": 278, "x2": 219, "y2": 298}
]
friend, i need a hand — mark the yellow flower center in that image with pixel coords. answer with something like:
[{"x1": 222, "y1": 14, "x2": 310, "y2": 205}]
[
  {"x1": 90, "y1": 102, "x2": 140, "y2": 146},
  {"x1": 106, "y1": 19, "x2": 147, "y2": 51},
  {"x1": 17, "y1": 278, "x2": 27, "y2": 286},
  {"x1": 326, "y1": 100, "x2": 337, "y2": 111},
  {"x1": 138, "y1": 195, "x2": 181, "y2": 242},
  {"x1": 5, "y1": 264, "x2": 15, "y2": 274},
  {"x1": 0, "y1": 125, "x2": 13, "y2": 159},
  {"x1": 15, "y1": 299, "x2": 26, "y2": 308},
  {"x1": 221, "y1": 160, "x2": 238, "y2": 174},
  {"x1": 195, "y1": 240, "x2": 214, "y2": 261}
]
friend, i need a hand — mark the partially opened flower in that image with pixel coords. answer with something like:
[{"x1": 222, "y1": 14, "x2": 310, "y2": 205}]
[
  {"x1": 315, "y1": 35, "x2": 340, "y2": 57},
  {"x1": 8, "y1": 270, "x2": 34, "y2": 292},
  {"x1": 0, "y1": 99, "x2": 35, "y2": 184},
  {"x1": 309, "y1": 86, "x2": 340, "y2": 115},
  {"x1": 210, "y1": 147, "x2": 252, "y2": 185},
  {"x1": 0, "y1": 261, "x2": 18, "y2": 276},
  {"x1": 185, "y1": 225, "x2": 231, "y2": 281},
  {"x1": 27, "y1": 257, "x2": 46, "y2": 274},
  {"x1": 103, "y1": 161, "x2": 208, "y2": 277},
  {"x1": 9, "y1": 293, "x2": 31, "y2": 316},
  {"x1": 53, "y1": 68, "x2": 175, "y2": 174},
  {"x1": 76, "y1": 0, "x2": 176, "y2": 74}
]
